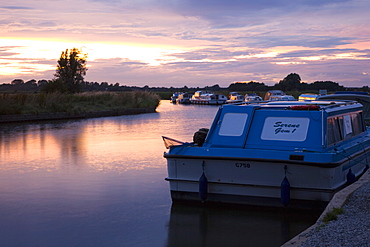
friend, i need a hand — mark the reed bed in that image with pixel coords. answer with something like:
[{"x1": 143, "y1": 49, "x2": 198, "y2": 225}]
[{"x1": 0, "y1": 91, "x2": 160, "y2": 115}]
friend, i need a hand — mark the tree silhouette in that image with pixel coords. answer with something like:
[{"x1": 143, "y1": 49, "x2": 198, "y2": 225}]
[
  {"x1": 275, "y1": 73, "x2": 302, "y2": 91},
  {"x1": 228, "y1": 81, "x2": 268, "y2": 91},
  {"x1": 54, "y1": 48, "x2": 88, "y2": 93}
]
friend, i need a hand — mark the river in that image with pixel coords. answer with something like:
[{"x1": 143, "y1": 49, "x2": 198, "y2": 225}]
[{"x1": 0, "y1": 100, "x2": 320, "y2": 247}]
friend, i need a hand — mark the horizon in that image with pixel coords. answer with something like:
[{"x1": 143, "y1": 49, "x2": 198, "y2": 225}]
[{"x1": 1, "y1": 0, "x2": 370, "y2": 88}]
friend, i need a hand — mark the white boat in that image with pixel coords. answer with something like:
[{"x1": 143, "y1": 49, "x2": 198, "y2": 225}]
[
  {"x1": 270, "y1": 95, "x2": 296, "y2": 101},
  {"x1": 226, "y1": 92, "x2": 244, "y2": 104},
  {"x1": 264, "y1": 90, "x2": 285, "y2": 100},
  {"x1": 244, "y1": 93, "x2": 263, "y2": 102},
  {"x1": 170, "y1": 92, "x2": 182, "y2": 103},
  {"x1": 163, "y1": 100, "x2": 370, "y2": 209},
  {"x1": 264, "y1": 90, "x2": 295, "y2": 101},
  {"x1": 190, "y1": 91, "x2": 227, "y2": 105},
  {"x1": 176, "y1": 92, "x2": 192, "y2": 104}
]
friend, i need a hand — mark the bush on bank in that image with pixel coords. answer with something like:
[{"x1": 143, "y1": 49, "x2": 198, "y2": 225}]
[{"x1": 0, "y1": 91, "x2": 160, "y2": 115}]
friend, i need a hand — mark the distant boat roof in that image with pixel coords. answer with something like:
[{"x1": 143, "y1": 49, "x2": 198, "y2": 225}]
[{"x1": 334, "y1": 91, "x2": 369, "y2": 95}]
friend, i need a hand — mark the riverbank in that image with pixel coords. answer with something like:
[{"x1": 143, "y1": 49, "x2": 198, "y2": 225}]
[
  {"x1": 282, "y1": 169, "x2": 370, "y2": 247},
  {"x1": 0, "y1": 107, "x2": 157, "y2": 123},
  {"x1": 0, "y1": 91, "x2": 160, "y2": 123}
]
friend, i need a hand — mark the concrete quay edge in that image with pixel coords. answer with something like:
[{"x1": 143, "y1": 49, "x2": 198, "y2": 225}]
[{"x1": 281, "y1": 169, "x2": 370, "y2": 247}]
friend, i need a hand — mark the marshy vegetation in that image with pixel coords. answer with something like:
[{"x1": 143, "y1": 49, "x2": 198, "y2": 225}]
[{"x1": 0, "y1": 91, "x2": 160, "y2": 115}]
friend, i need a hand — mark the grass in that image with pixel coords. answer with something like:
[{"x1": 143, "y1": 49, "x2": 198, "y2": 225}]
[
  {"x1": 0, "y1": 91, "x2": 160, "y2": 115},
  {"x1": 322, "y1": 207, "x2": 345, "y2": 224}
]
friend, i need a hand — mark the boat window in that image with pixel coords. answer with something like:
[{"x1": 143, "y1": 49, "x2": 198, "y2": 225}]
[
  {"x1": 260, "y1": 117, "x2": 310, "y2": 141},
  {"x1": 351, "y1": 112, "x2": 364, "y2": 135},
  {"x1": 342, "y1": 115, "x2": 353, "y2": 140},
  {"x1": 327, "y1": 112, "x2": 365, "y2": 146},
  {"x1": 327, "y1": 117, "x2": 342, "y2": 145},
  {"x1": 219, "y1": 113, "x2": 248, "y2": 136}
]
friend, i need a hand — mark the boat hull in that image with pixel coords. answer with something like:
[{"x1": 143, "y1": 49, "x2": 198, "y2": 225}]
[
  {"x1": 165, "y1": 154, "x2": 368, "y2": 208},
  {"x1": 190, "y1": 99, "x2": 226, "y2": 105}
]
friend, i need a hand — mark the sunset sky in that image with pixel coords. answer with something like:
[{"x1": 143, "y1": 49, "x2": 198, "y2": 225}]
[{"x1": 1, "y1": 0, "x2": 370, "y2": 88}]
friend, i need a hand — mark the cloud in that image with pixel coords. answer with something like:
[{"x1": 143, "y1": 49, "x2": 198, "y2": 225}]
[
  {"x1": 156, "y1": 0, "x2": 353, "y2": 27},
  {"x1": 277, "y1": 48, "x2": 370, "y2": 58},
  {"x1": 0, "y1": 46, "x2": 22, "y2": 57},
  {"x1": 0, "y1": 6, "x2": 33, "y2": 10},
  {"x1": 241, "y1": 35, "x2": 355, "y2": 49},
  {"x1": 0, "y1": 0, "x2": 370, "y2": 88}
]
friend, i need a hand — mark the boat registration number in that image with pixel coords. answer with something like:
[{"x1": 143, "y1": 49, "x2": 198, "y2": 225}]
[{"x1": 235, "y1": 163, "x2": 250, "y2": 168}]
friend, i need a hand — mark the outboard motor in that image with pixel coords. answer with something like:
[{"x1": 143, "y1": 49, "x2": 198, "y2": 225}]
[{"x1": 193, "y1": 128, "x2": 209, "y2": 146}]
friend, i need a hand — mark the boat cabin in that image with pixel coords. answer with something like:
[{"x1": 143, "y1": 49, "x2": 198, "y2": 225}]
[
  {"x1": 264, "y1": 90, "x2": 285, "y2": 100},
  {"x1": 298, "y1": 94, "x2": 319, "y2": 101},
  {"x1": 244, "y1": 93, "x2": 262, "y2": 102},
  {"x1": 202, "y1": 101, "x2": 366, "y2": 153}
]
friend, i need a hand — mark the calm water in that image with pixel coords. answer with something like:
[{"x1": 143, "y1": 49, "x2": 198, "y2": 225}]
[{"x1": 0, "y1": 101, "x2": 320, "y2": 247}]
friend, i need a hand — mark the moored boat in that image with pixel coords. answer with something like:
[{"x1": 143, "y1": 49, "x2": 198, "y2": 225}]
[
  {"x1": 244, "y1": 93, "x2": 263, "y2": 102},
  {"x1": 176, "y1": 92, "x2": 193, "y2": 104},
  {"x1": 264, "y1": 90, "x2": 295, "y2": 101},
  {"x1": 298, "y1": 94, "x2": 320, "y2": 101},
  {"x1": 190, "y1": 91, "x2": 227, "y2": 105},
  {"x1": 226, "y1": 92, "x2": 244, "y2": 104},
  {"x1": 163, "y1": 100, "x2": 370, "y2": 209},
  {"x1": 170, "y1": 92, "x2": 182, "y2": 103}
]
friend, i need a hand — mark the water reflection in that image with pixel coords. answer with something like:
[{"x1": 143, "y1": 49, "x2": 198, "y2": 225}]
[
  {"x1": 0, "y1": 121, "x2": 88, "y2": 172},
  {"x1": 167, "y1": 203, "x2": 320, "y2": 247},
  {"x1": 0, "y1": 116, "x2": 161, "y2": 173},
  {"x1": 0, "y1": 102, "x2": 218, "y2": 174}
]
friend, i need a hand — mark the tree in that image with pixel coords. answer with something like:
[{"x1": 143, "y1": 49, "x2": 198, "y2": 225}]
[
  {"x1": 54, "y1": 48, "x2": 88, "y2": 93},
  {"x1": 40, "y1": 79, "x2": 68, "y2": 93},
  {"x1": 25, "y1": 79, "x2": 37, "y2": 85},
  {"x1": 311, "y1": 81, "x2": 344, "y2": 91},
  {"x1": 11, "y1": 79, "x2": 24, "y2": 85},
  {"x1": 228, "y1": 81, "x2": 268, "y2": 91},
  {"x1": 275, "y1": 73, "x2": 302, "y2": 91}
]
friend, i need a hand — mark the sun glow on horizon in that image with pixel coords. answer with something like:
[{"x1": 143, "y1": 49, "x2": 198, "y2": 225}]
[{"x1": 0, "y1": 38, "x2": 186, "y2": 77}]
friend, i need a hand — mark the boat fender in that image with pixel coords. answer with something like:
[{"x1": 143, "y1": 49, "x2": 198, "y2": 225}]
[
  {"x1": 199, "y1": 172, "x2": 208, "y2": 203},
  {"x1": 281, "y1": 165, "x2": 290, "y2": 207},
  {"x1": 346, "y1": 168, "x2": 356, "y2": 185},
  {"x1": 193, "y1": 128, "x2": 209, "y2": 146},
  {"x1": 365, "y1": 164, "x2": 369, "y2": 172},
  {"x1": 281, "y1": 176, "x2": 290, "y2": 207}
]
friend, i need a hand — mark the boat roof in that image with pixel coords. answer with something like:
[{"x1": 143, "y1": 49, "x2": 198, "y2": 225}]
[
  {"x1": 230, "y1": 100, "x2": 362, "y2": 113},
  {"x1": 334, "y1": 91, "x2": 369, "y2": 95},
  {"x1": 164, "y1": 99, "x2": 366, "y2": 155},
  {"x1": 245, "y1": 100, "x2": 353, "y2": 106}
]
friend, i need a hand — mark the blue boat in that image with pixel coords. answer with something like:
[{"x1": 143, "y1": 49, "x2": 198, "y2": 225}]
[{"x1": 163, "y1": 100, "x2": 370, "y2": 208}]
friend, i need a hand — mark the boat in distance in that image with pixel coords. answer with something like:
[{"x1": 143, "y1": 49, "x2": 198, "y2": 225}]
[
  {"x1": 176, "y1": 92, "x2": 193, "y2": 104},
  {"x1": 190, "y1": 91, "x2": 228, "y2": 105},
  {"x1": 244, "y1": 93, "x2": 263, "y2": 102},
  {"x1": 226, "y1": 92, "x2": 244, "y2": 104},
  {"x1": 163, "y1": 100, "x2": 370, "y2": 209},
  {"x1": 264, "y1": 90, "x2": 295, "y2": 101}
]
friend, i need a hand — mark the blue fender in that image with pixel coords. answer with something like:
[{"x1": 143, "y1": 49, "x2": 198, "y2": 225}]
[{"x1": 281, "y1": 176, "x2": 290, "y2": 207}]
